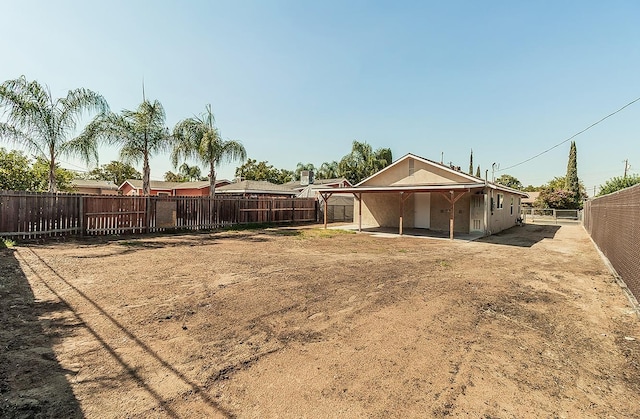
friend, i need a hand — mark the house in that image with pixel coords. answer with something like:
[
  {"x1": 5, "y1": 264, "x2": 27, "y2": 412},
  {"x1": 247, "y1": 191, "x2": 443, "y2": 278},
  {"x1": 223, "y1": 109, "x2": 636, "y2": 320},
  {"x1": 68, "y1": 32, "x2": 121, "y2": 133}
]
[
  {"x1": 71, "y1": 179, "x2": 119, "y2": 195},
  {"x1": 119, "y1": 179, "x2": 231, "y2": 196},
  {"x1": 285, "y1": 177, "x2": 352, "y2": 193},
  {"x1": 317, "y1": 153, "x2": 528, "y2": 239},
  {"x1": 521, "y1": 191, "x2": 540, "y2": 208},
  {"x1": 215, "y1": 180, "x2": 298, "y2": 198}
]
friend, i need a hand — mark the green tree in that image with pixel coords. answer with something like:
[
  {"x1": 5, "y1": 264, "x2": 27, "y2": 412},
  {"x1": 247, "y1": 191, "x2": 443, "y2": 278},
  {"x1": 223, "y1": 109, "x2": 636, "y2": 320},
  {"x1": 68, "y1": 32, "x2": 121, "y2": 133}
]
[
  {"x1": 468, "y1": 149, "x2": 474, "y2": 176},
  {"x1": 235, "y1": 159, "x2": 294, "y2": 184},
  {"x1": 475, "y1": 165, "x2": 480, "y2": 178},
  {"x1": 0, "y1": 147, "x2": 36, "y2": 190},
  {"x1": 337, "y1": 140, "x2": 392, "y2": 184},
  {"x1": 597, "y1": 174, "x2": 640, "y2": 196},
  {"x1": 79, "y1": 99, "x2": 171, "y2": 195},
  {"x1": 535, "y1": 175, "x2": 587, "y2": 209},
  {"x1": 164, "y1": 171, "x2": 188, "y2": 182},
  {"x1": 0, "y1": 76, "x2": 109, "y2": 192},
  {"x1": 172, "y1": 104, "x2": 247, "y2": 197},
  {"x1": 31, "y1": 157, "x2": 75, "y2": 192},
  {"x1": 495, "y1": 174, "x2": 523, "y2": 190},
  {"x1": 87, "y1": 161, "x2": 142, "y2": 186},
  {"x1": 318, "y1": 161, "x2": 339, "y2": 179},
  {"x1": 565, "y1": 141, "x2": 580, "y2": 206},
  {"x1": 179, "y1": 163, "x2": 203, "y2": 181}
]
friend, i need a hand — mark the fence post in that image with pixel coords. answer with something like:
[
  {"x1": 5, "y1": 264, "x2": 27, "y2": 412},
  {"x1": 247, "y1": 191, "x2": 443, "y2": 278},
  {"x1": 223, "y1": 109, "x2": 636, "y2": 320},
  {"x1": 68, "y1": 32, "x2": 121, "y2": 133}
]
[
  {"x1": 554, "y1": 209, "x2": 557, "y2": 224},
  {"x1": 292, "y1": 199, "x2": 296, "y2": 223},
  {"x1": 79, "y1": 196, "x2": 84, "y2": 236}
]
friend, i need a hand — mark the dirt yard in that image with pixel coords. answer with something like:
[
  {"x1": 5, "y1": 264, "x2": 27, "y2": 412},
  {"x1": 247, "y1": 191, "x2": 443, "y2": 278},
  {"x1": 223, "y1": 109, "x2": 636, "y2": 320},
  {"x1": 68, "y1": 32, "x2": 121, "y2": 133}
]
[{"x1": 1, "y1": 223, "x2": 639, "y2": 418}]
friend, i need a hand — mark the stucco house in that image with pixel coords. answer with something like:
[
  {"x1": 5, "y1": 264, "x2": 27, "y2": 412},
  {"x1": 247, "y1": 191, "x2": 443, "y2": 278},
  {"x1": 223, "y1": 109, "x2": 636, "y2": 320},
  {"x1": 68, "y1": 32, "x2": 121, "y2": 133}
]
[
  {"x1": 119, "y1": 179, "x2": 231, "y2": 196},
  {"x1": 318, "y1": 153, "x2": 528, "y2": 238}
]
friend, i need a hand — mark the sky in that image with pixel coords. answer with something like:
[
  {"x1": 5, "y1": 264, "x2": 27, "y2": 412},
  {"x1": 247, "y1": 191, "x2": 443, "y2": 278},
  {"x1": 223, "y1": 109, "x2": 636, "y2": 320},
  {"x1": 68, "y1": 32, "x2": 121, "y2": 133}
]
[{"x1": 1, "y1": 0, "x2": 639, "y2": 194}]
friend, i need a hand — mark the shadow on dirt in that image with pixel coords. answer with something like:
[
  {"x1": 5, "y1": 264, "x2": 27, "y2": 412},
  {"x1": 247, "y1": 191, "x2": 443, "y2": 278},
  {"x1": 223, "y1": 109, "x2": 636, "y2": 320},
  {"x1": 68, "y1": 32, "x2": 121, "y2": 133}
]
[
  {"x1": 477, "y1": 224, "x2": 562, "y2": 248},
  {"x1": 18, "y1": 248, "x2": 235, "y2": 418},
  {"x1": 0, "y1": 248, "x2": 83, "y2": 418}
]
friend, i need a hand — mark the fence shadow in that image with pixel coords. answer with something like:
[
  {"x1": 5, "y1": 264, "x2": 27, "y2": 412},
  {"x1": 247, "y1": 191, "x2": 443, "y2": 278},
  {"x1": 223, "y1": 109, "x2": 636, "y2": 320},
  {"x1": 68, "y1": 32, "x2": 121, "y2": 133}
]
[
  {"x1": 0, "y1": 248, "x2": 83, "y2": 418},
  {"x1": 477, "y1": 224, "x2": 562, "y2": 248}
]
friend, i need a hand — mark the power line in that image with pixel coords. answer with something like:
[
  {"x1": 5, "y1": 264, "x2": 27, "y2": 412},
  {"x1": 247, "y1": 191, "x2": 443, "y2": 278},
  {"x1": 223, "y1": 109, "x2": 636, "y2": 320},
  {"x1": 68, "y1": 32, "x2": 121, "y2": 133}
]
[{"x1": 497, "y1": 95, "x2": 640, "y2": 173}]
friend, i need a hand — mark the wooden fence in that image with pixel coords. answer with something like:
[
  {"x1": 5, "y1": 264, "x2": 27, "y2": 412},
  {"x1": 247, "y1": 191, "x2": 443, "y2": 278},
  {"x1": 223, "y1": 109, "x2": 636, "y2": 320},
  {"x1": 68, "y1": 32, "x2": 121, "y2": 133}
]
[{"x1": 0, "y1": 191, "x2": 317, "y2": 239}]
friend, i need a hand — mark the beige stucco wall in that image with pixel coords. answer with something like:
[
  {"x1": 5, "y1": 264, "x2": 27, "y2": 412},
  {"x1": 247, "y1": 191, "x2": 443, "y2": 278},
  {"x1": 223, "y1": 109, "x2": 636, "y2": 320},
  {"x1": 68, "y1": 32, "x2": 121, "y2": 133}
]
[
  {"x1": 360, "y1": 157, "x2": 473, "y2": 187},
  {"x1": 428, "y1": 192, "x2": 471, "y2": 233},
  {"x1": 486, "y1": 190, "x2": 521, "y2": 234}
]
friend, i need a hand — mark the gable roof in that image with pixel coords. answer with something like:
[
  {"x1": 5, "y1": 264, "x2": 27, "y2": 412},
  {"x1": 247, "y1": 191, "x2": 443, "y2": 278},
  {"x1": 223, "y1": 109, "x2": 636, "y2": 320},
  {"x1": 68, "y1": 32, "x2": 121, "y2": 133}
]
[
  {"x1": 356, "y1": 153, "x2": 481, "y2": 187},
  {"x1": 119, "y1": 179, "x2": 229, "y2": 191},
  {"x1": 316, "y1": 152, "x2": 527, "y2": 197},
  {"x1": 71, "y1": 179, "x2": 119, "y2": 190},
  {"x1": 216, "y1": 180, "x2": 297, "y2": 195}
]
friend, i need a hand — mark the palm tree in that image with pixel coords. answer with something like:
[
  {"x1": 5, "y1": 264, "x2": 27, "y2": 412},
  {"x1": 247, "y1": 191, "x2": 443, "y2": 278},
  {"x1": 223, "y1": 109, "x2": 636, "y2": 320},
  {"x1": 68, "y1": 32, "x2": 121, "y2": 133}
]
[
  {"x1": 338, "y1": 140, "x2": 392, "y2": 184},
  {"x1": 79, "y1": 99, "x2": 171, "y2": 195},
  {"x1": 0, "y1": 76, "x2": 109, "y2": 192},
  {"x1": 179, "y1": 163, "x2": 202, "y2": 181},
  {"x1": 295, "y1": 162, "x2": 316, "y2": 181},
  {"x1": 172, "y1": 104, "x2": 246, "y2": 196},
  {"x1": 317, "y1": 161, "x2": 339, "y2": 179}
]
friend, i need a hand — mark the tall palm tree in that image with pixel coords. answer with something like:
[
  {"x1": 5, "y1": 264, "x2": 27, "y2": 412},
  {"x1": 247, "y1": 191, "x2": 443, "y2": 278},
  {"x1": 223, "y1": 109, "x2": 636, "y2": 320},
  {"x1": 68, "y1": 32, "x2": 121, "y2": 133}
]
[
  {"x1": 172, "y1": 104, "x2": 246, "y2": 196},
  {"x1": 79, "y1": 99, "x2": 171, "y2": 195},
  {"x1": 0, "y1": 76, "x2": 109, "y2": 192}
]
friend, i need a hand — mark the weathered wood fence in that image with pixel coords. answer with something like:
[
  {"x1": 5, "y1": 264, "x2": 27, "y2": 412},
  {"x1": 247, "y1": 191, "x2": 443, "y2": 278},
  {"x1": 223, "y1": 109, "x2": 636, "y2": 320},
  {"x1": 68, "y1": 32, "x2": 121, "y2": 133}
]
[{"x1": 0, "y1": 191, "x2": 317, "y2": 239}]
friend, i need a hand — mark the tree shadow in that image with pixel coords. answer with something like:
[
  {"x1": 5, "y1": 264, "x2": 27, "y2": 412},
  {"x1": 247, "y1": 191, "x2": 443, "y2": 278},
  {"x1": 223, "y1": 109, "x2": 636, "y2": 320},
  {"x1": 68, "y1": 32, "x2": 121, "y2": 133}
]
[
  {"x1": 477, "y1": 224, "x2": 562, "y2": 248},
  {"x1": 0, "y1": 248, "x2": 83, "y2": 418},
  {"x1": 17, "y1": 248, "x2": 235, "y2": 418}
]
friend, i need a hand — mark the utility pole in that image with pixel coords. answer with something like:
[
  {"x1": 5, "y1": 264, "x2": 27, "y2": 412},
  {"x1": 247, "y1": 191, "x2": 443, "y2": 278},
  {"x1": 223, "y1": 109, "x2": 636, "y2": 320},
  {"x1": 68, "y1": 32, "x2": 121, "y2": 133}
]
[
  {"x1": 491, "y1": 162, "x2": 497, "y2": 182},
  {"x1": 624, "y1": 159, "x2": 630, "y2": 178}
]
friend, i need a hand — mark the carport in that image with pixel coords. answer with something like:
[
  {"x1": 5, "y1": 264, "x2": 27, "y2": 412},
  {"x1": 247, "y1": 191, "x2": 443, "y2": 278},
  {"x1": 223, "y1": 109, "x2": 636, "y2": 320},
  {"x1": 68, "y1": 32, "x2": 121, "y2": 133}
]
[{"x1": 318, "y1": 184, "x2": 486, "y2": 240}]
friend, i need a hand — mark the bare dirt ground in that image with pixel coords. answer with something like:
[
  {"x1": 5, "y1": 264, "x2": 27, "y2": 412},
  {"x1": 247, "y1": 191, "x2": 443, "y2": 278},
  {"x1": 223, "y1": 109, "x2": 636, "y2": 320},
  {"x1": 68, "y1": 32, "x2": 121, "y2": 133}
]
[{"x1": 1, "y1": 223, "x2": 639, "y2": 418}]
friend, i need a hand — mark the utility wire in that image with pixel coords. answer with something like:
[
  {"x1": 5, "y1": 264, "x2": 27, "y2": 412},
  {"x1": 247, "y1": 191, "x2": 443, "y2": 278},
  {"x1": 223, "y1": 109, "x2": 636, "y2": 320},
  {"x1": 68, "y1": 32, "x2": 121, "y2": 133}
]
[{"x1": 497, "y1": 95, "x2": 640, "y2": 172}]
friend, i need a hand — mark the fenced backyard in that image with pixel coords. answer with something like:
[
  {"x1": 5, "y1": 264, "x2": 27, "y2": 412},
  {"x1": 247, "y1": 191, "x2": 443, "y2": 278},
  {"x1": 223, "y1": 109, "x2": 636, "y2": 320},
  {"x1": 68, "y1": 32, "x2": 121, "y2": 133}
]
[
  {"x1": 583, "y1": 184, "x2": 640, "y2": 301},
  {"x1": 0, "y1": 191, "x2": 317, "y2": 239}
]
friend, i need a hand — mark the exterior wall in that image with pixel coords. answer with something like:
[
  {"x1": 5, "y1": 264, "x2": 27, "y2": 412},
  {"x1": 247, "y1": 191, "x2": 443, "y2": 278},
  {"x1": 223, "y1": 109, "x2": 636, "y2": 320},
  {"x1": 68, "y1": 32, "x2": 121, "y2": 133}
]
[
  {"x1": 359, "y1": 193, "x2": 404, "y2": 227},
  {"x1": 120, "y1": 183, "x2": 137, "y2": 196},
  {"x1": 486, "y1": 189, "x2": 521, "y2": 234},
  {"x1": 428, "y1": 192, "x2": 471, "y2": 234},
  {"x1": 75, "y1": 187, "x2": 119, "y2": 195},
  {"x1": 360, "y1": 158, "x2": 472, "y2": 187},
  {"x1": 173, "y1": 187, "x2": 209, "y2": 196}
]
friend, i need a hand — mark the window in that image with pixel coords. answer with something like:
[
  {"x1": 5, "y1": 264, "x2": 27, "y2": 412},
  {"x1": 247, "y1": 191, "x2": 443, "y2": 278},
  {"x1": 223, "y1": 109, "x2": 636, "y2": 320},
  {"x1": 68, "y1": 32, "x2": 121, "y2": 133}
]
[
  {"x1": 496, "y1": 193, "x2": 504, "y2": 210},
  {"x1": 510, "y1": 197, "x2": 514, "y2": 215},
  {"x1": 408, "y1": 159, "x2": 415, "y2": 176}
]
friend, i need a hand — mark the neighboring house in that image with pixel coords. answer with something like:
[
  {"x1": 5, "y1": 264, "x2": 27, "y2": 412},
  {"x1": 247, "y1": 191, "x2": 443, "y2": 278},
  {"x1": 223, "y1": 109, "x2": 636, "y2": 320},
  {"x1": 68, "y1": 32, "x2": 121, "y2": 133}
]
[
  {"x1": 119, "y1": 179, "x2": 231, "y2": 196},
  {"x1": 215, "y1": 180, "x2": 298, "y2": 198},
  {"x1": 521, "y1": 191, "x2": 540, "y2": 208},
  {"x1": 317, "y1": 153, "x2": 528, "y2": 238},
  {"x1": 285, "y1": 177, "x2": 352, "y2": 193},
  {"x1": 71, "y1": 179, "x2": 119, "y2": 195}
]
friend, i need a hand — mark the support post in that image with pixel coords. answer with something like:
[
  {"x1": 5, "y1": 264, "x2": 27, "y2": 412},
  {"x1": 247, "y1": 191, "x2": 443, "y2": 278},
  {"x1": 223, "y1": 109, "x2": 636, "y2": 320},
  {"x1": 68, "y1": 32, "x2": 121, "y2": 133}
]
[
  {"x1": 321, "y1": 192, "x2": 332, "y2": 229},
  {"x1": 440, "y1": 190, "x2": 468, "y2": 240},
  {"x1": 399, "y1": 192, "x2": 404, "y2": 235},
  {"x1": 358, "y1": 193, "x2": 362, "y2": 232}
]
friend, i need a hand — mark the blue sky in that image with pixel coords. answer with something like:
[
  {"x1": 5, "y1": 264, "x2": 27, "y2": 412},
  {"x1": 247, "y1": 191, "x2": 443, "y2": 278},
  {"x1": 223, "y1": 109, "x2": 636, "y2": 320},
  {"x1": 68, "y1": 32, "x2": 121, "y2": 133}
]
[{"x1": 2, "y1": 1, "x2": 639, "y2": 193}]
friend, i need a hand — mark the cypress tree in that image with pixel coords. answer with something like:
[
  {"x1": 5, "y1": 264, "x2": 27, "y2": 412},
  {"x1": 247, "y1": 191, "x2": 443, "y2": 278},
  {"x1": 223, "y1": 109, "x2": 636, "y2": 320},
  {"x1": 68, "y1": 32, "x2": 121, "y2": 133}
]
[
  {"x1": 565, "y1": 141, "x2": 580, "y2": 205},
  {"x1": 468, "y1": 149, "x2": 474, "y2": 175},
  {"x1": 475, "y1": 165, "x2": 481, "y2": 178}
]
